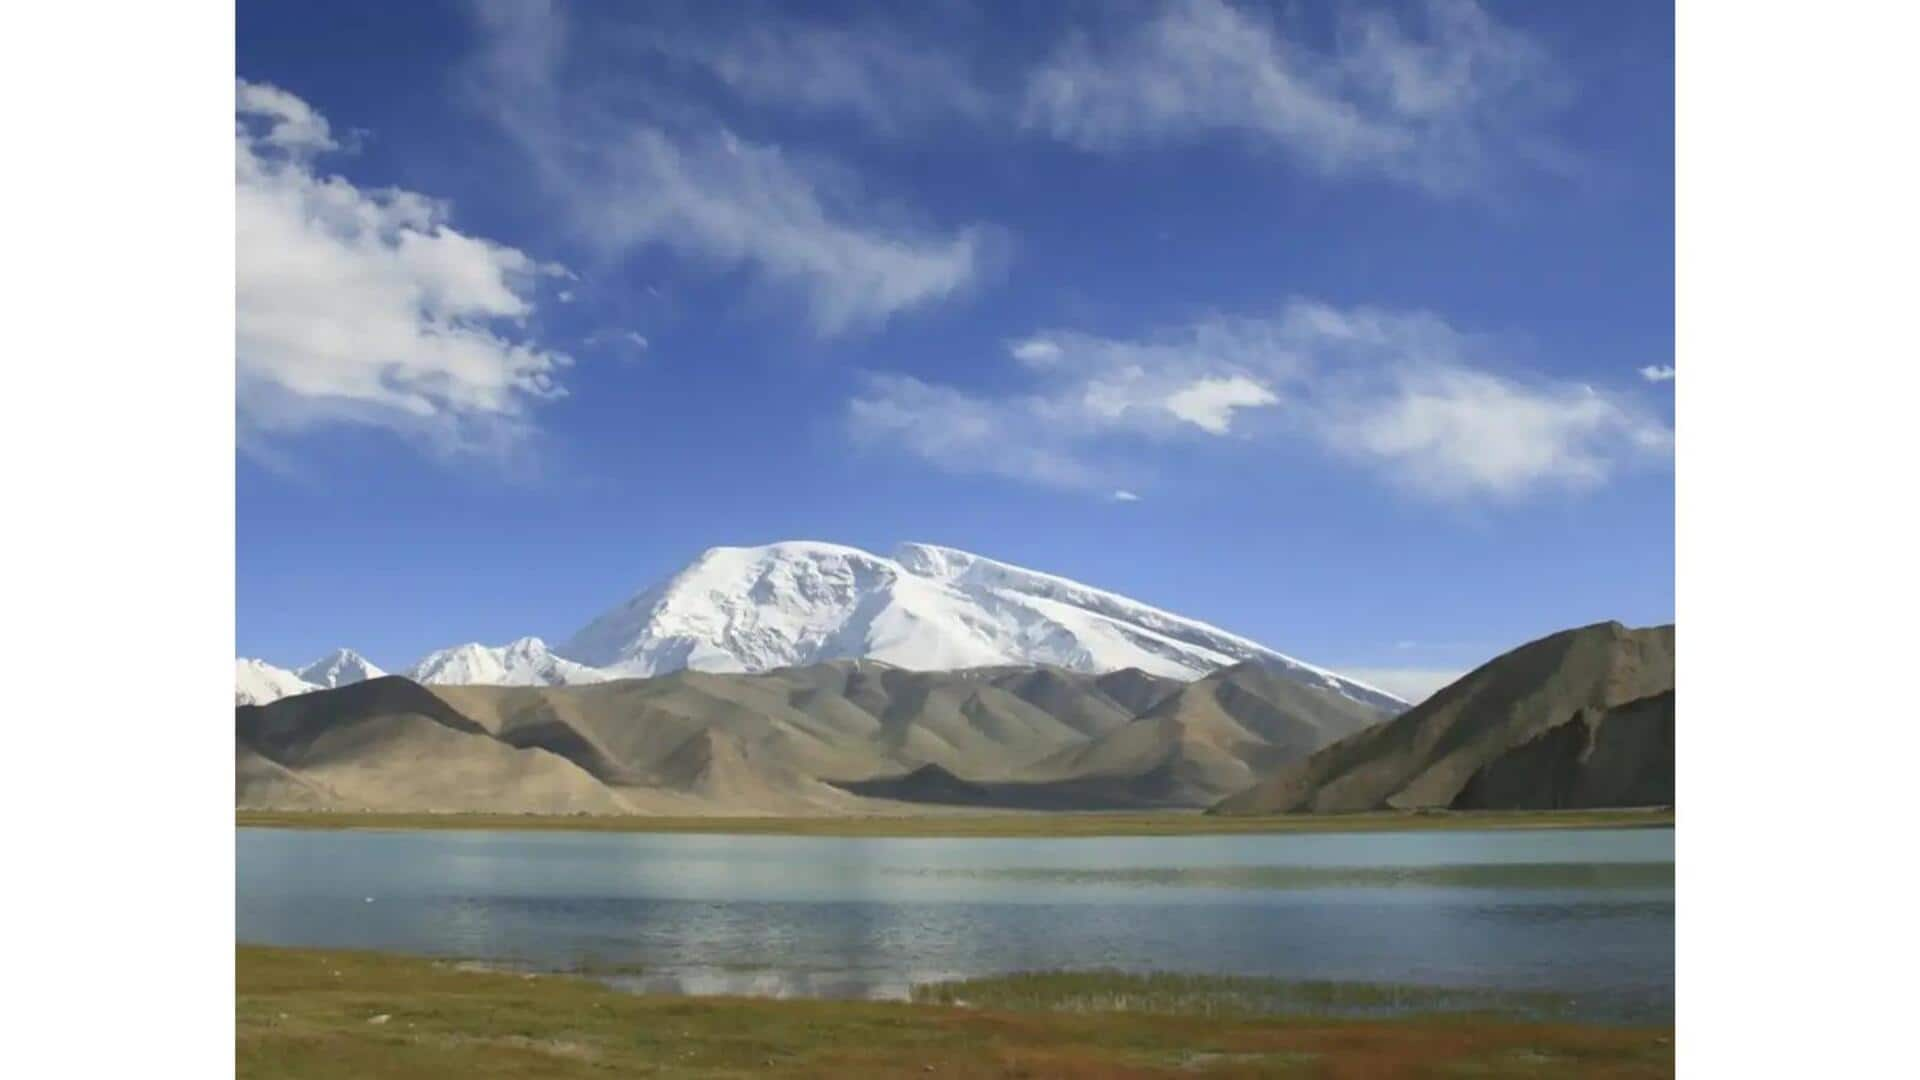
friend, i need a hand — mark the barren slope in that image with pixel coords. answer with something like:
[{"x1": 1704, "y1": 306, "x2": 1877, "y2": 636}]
[{"x1": 1212, "y1": 622, "x2": 1675, "y2": 815}]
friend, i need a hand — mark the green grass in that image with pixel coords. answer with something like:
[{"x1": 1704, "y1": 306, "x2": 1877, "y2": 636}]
[
  {"x1": 909, "y1": 971, "x2": 1598, "y2": 1022},
  {"x1": 238, "y1": 946, "x2": 1675, "y2": 1078},
  {"x1": 237, "y1": 806, "x2": 1674, "y2": 838}
]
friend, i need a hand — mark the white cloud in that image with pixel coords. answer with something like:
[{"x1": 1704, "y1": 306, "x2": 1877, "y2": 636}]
[
  {"x1": 1023, "y1": 0, "x2": 1564, "y2": 194},
  {"x1": 848, "y1": 299, "x2": 1671, "y2": 500},
  {"x1": 1640, "y1": 364, "x2": 1676, "y2": 383},
  {"x1": 235, "y1": 80, "x2": 338, "y2": 153},
  {"x1": 1316, "y1": 366, "x2": 1661, "y2": 498},
  {"x1": 1163, "y1": 375, "x2": 1279, "y2": 434},
  {"x1": 1110, "y1": 489, "x2": 1142, "y2": 502},
  {"x1": 468, "y1": 5, "x2": 983, "y2": 335},
  {"x1": 235, "y1": 80, "x2": 568, "y2": 455},
  {"x1": 1010, "y1": 337, "x2": 1064, "y2": 364}
]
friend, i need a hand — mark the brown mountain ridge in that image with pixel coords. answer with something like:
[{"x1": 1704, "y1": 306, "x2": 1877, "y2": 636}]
[
  {"x1": 237, "y1": 660, "x2": 1392, "y2": 815},
  {"x1": 238, "y1": 622, "x2": 1677, "y2": 818},
  {"x1": 1210, "y1": 622, "x2": 1675, "y2": 816}
]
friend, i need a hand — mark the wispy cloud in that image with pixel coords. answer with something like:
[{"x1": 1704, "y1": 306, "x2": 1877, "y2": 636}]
[
  {"x1": 466, "y1": 4, "x2": 985, "y2": 335},
  {"x1": 585, "y1": 329, "x2": 651, "y2": 360},
  {"x1": 1110, "y1": 489, "x2": 1143, "y2": 503},
  {"x1": 637, "y1": 13, "x2": 993, "y2": 134},
  {"x1": 848, "y1": 300, "x2": 1671, "y2": 501},
  {"x1": 235, "y1": 80, "x2": 568, "y2": 456},
  {"x1": 1639, "y1": 364, "x2": 1676, "y2": 383},
  {"x1": 605, "y1": 1, "x2": 1567, "y2": 198},
  {"x1": 1023, "y1": 0, "x2": 1566, "y2": 195},
  {"x1": 1340, "y1": 666, "x2": 1465, "y2": 704},
  {"x1": 1315, "y1": 363, "x2": 1666, "y2": 498},
  {"x1": 846, "y1": 373, "x2": 1114, "y2": 491}
]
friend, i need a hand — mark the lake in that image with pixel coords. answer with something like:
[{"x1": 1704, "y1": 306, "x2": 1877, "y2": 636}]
[{"x1": 236, "y1": 825, "x2": 1673, "y2": 1021}]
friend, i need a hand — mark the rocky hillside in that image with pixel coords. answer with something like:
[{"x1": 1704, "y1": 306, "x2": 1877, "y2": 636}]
[
  {"x1": 1211, "y1": 622, "x2": 1675, "y2": 815},
  {"x1": 1451, "y1": 691, "x2": 1674, "y2": 811}
]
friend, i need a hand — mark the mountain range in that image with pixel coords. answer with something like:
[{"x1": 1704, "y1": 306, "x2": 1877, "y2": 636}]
[
  {"x1": 236, "y1": 619, "x2": 1674, "y2": 817},
  {"x1": 237, "y1": 659, "x2": 1387, "y2": 815},
  {"x1": 236, "y1": 541, "x2": 1405, "y2": 710},
  {"x1": 234, "y1": 540, "x2": 1673, "y2": 818}
]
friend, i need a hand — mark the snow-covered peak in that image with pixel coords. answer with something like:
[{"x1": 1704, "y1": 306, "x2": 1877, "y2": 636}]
[
  {"x1": 890, "y1": 541, "x2": 1391, "y2": 700},
  {"x1": 889, "y1": 542, "x2": 976, "y2": 580},
  {"x1": 896, "y1": 541, "x2": 1245, "y2": 640},
  {"x1": 236, "y1": 658, "x2": 318, "y2": 706},
  {"x1": 407, "y1": 637, "x2": 611, "y2": 687},
  {"x1": 561, "y1": 540, "x2": 1406, "y2": 711},
  {"x1": 564, "y1": 542, "x2": 916, "y2": 675},
  {"x1": 296, "y1": 647, "x2": 386, "y2": 689}
]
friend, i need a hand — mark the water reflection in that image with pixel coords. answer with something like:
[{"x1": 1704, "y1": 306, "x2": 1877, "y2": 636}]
[
  {"x1": 237, "y1": 826, "x2": 1674, "y2": 1021},
  {"x1": 886, "y1": 861, "x2": 1673, "y2": 891}
]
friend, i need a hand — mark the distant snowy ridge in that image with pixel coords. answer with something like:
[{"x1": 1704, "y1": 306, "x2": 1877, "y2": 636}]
[
  {"x1": 563, "y1": 541, "x2": 1406, "y2": 711},
  {"x1": 235, "y1": 658, "x2": 317, "y2": 706},
  {"x1": 237, "y1": 647, "x2": 385, "y2": 706},
  {"x1": 236, "y1": 639, "x2": 606, "y2": 704},
  {"x1": 406, "y1": 637, "x2": 610, "y2": 687},
  {"x1": 297, "y1": 648, "x2": 386, "y2": 688}
]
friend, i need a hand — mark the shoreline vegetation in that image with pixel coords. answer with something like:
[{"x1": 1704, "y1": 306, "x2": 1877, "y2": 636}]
[
  {"x1": 239, "y1": 946, "x2": 1674, "y2": 1078},
  {"x1": 909, "y1": 971, "x2": 1617, "y2": 1022},
  {"x1": 236, "y1": 806, "x2": 1673, "y2": 838}
]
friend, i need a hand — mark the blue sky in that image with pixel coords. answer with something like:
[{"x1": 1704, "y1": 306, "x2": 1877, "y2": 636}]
[{"x1": 236, "y1": 0, "x2": 1673, "y2": 698}]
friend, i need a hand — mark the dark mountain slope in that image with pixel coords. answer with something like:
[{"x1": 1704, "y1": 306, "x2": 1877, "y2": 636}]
[
  {"x1": 1212, "y1": 622, "x2": 1675, "y2": 815},
  {"x1": 1451, "y1": 691, "x2": 1675, "y2": 810}
]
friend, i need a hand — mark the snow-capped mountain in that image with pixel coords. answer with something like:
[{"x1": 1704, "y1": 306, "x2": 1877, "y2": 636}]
[
  {"x1": 234, "y1": 639, "x2": 605, "y2": 701},
  {"x1": 232, "y1": 542, "x2": 1404, "y2": 711},
  {"x1": 235, "y1": 658, "x2": 317, "y2": 706},
  {"x1": 563, "y1": 541, "x2": 1406, "y2": 711},
  {"x1": 406, "y1": 637, "x2": 610, "y2": 687},
  {"x1": 296, "y1": 647, "x2": 386, "y2": 689}
]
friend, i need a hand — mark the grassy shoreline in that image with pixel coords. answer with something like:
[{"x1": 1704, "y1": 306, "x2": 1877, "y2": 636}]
[
  {"x1": 907, "y1": 970, "x2": 1650, "y2": 1024},
  {"x1": 237, "y1": 806, "x2": 1673, "y2": 838},
  {"x1": 239, "y1": 946, "x2": 1673, "y2": 1077}
]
